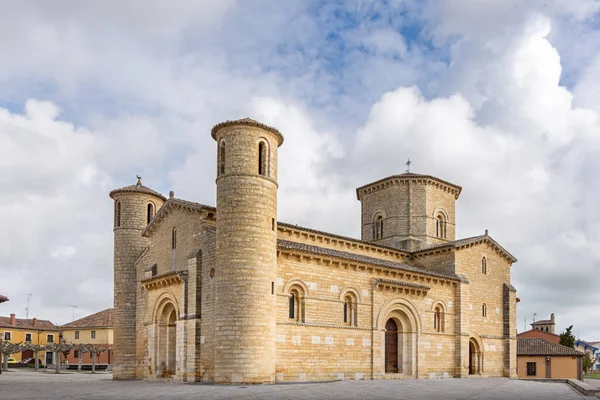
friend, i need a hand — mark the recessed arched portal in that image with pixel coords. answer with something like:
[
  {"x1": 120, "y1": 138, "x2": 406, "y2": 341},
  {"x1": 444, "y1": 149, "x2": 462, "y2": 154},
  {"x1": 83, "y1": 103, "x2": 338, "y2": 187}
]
[
  {"x1": 469, "y1": 337, "x2": 483, "y2": 375},
  {"x1": 377, "y1": 299, "x2": 420, "y2": 377},
  {"x1": 156, "y1": 301, "x2": 177, "y2": 377}
]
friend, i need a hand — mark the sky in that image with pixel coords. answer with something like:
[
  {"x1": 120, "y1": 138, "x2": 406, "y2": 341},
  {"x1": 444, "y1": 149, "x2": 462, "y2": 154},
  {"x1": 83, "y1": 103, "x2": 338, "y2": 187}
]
[{"x1": 0, "y1": 0, "x2": 599, "y2": 341}]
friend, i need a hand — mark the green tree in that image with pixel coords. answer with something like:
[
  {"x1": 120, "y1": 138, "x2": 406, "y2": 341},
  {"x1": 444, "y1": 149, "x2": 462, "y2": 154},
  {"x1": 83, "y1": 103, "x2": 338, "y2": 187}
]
[
  {"x1": 583, "y1": 352, "x2": 595, "y2": 374},
  {"x1": 559, "y1": 325, "x2": 576, "y2": 348}
]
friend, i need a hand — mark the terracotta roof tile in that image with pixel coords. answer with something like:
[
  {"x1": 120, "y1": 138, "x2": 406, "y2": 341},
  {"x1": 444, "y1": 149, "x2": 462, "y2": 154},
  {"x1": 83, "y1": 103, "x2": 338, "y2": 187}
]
[
  {"x1": 0, "y1": 316, "x2": 58, "y2": 331},
  {"x1": 211, "y1": 118, "x2": 284, "y2": 145},
  {"x1": 61, "y1": 308, "x2": 113, "y2": 329},
  {"x1": 277, "y1": 239, "x2": 460, "y2": 281},
  {"x1": 517, "y1": 338, "x2": 584, "y2": 356},
  {"x1": 109, "y1": 178, "x2": 166, "y2": 201},
  {"x1": 413, "y1": 234, "x2": 518, "y2": 263},
  {"x1": 356, "y1": 172, "x2": 462, "y2": 200}
]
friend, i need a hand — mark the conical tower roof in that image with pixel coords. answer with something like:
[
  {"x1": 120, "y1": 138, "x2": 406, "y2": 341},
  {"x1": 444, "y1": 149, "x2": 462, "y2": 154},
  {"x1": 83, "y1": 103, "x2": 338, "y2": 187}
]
[{"x1": 109, "y1": 176, "x2": 166, "y2": 201}]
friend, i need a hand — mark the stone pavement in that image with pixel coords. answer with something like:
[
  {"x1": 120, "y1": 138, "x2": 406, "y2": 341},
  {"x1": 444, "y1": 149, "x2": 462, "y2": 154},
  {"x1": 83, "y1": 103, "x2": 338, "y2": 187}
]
[
  {"x1": 0, "y1": 370, "x2": 591, "y2": 400},
  {"x1": 585, "y1": 378, "x2": 600, "y2": 388}
]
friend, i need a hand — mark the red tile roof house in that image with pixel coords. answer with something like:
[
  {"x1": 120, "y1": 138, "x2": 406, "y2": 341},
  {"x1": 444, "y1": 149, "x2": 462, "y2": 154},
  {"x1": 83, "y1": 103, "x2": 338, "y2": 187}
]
[{"x1": 59, "y1": 309, "x2": 114, "y2": 368}]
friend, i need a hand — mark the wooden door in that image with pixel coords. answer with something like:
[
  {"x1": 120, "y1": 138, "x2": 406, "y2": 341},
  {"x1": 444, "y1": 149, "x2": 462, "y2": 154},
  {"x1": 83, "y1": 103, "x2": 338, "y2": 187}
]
[{"x1": 385, "y1": 319, "x2": 398, "y2": 373}]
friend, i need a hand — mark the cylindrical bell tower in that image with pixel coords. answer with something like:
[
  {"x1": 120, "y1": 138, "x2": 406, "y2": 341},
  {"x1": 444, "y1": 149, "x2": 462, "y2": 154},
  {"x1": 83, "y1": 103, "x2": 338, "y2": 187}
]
[
  {"x1": 109, "y1": 177, "x2": 165, "y2": 379},
  {"x1": 212, "y1": 118, "x2": 283, "y2": 384}
]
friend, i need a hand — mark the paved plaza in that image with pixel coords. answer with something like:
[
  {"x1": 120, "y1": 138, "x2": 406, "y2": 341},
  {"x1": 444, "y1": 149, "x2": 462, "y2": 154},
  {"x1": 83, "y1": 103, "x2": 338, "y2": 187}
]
[{"x1": 1, "y1": 370, "x2": 597, "y2": 400}]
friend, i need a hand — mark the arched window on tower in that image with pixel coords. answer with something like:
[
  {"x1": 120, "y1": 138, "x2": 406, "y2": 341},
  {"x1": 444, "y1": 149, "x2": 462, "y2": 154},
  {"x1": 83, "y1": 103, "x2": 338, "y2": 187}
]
[
  {"x1": 482, "y1": 303, "x2": 487, "y2": 318},
  {"x1": 373, "y1": 214, "x2": 384, "y2": 240},
  {"x1": 172, "y1": 227, "x2": 177, "y2": 250},
  {"x1": 218, "y1": 140, "x2": 226, "y2": 176},
  {"x1": 147, "y1": 203, "x2": 155, "y2": 225},
  {"x1": 436, "y1": 214, "x2": 447, "y2": 239},
  {"x1": 115, "y1": 201, "x2": 121, "y2": 228},
  {"x1": 258, "y1": 141, "x2": 269, "y2": 177},
  {"x1": 482, "y1": 257, "x2": 487, "y2": 274}
]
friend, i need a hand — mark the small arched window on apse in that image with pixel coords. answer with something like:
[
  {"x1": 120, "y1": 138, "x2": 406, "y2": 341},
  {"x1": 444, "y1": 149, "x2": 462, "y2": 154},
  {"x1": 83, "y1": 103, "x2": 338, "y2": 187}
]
[
  {"x1": 172, "y1": 227, "x2": 177, "y2": 250},
  {"x1": 373, "y1": 214, "x2": 384, "y2": 240},
  {"x1": 288, "y1": 286, "x2": 304, "y2": 322},
  {"x1": 343, "y1": 293, "x2": 358, "y2": 326},
  {"x1": 115, "y1": 201, "x2": 121, "y2": 228},
  {"x1": 436, "y1": 213, "x2": 447, "y2": 239},
  {"x1": 434, "y1": 305, "x2": 444, "y2": 332},
  {"x1": 482, "y1": 303, "x2": 487, "y2": 318},
  {"x1": 482, "y1": 257, "x2": 487, "y2": 274},
  {"x1": 218, "y1": 140, "x2": 226, "y2": 176},
  {"x1": 258, "y1": 140, "x2": 269, "y2": 177},
  {"x1": 147, "y1": 203, "x2": 155, "y2": 225}
]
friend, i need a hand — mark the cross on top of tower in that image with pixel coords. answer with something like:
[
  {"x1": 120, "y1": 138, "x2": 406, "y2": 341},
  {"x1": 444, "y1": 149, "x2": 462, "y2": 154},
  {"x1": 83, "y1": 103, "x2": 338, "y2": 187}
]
[
  {"x1": 405, "y1": 159, "x2": 411, "y2": 173},
  {"x1": 136, "y1": 175, "x2": 142, "y2": 186}
]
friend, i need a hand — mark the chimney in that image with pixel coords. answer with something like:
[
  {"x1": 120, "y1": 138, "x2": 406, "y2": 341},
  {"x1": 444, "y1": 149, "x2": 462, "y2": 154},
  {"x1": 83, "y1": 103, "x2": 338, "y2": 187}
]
[
  {"x1": 9, "y1": 313, "x2": 15, "y2": 326},
  {"x1": 32, "y1": 318, "x2": 37, "y2": 327},
  {"x1": 551, "y1": 313, "x2": 555, "y2": 323}
]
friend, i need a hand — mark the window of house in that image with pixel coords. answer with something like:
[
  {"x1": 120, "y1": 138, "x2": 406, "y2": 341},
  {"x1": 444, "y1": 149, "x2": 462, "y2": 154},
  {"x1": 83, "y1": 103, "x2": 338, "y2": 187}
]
[
  {"x1": 91, "y1": 330, "x2": 96, "y2": 339},
  {"x1": 343, "y1": 293, "x2": 358, "y2": 326},
  {"x1": 218, "y1": 140, "x2": 226, "y2": 176},
  {"x1": 4, "y1": 331, "x2": 11, "y2": 341},
  {"x1": 47, "y1": 334, "x2": 54, "y2": 343},
  {"x1": 75, "y1": 331, "x2": 80, "y2": 339},
  {"x1": 25, "y1": 333, "x2": 32, "y2": 342},
  {"x1": 74, "y1": 350, "x2": 79, "y2": 358},
  {"x1": 482, "y1": 304, "x2": 487, "y2": 318},
  {"x1": 289, "y1": 293, "x2": 296, "y2": 319},
  {"x1": 258, "y1": 141, "x2": 268, "y2": 176},
  {"x1": 526, "y1": 362, "x2": 537, "y2": 376},
  {"x1": 147, "y1": 203, "x2": 155, "y2": 225},
  {"x1": 172, "y1": 228, "x2": 177, "y2": 250},
  {"x1": 115, "y1": 201, "x2": 121, "y2": 228},
  {"x1": 482, "y1": 257, "x2": 487, "y2": 274}
]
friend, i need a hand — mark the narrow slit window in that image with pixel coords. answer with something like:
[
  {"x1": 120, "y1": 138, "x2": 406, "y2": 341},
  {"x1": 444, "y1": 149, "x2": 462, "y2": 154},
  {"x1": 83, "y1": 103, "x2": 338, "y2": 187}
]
[
  {"x1": 218, "y1": 140, "x2": 226, "y2": 176},
  {"x1": 482, "y1": 257, "x2": 487, "y2": 274},
  {"x1": 172, "y1": 228, "x2": 177, "y2": 250},
  {"x1": 272, "y1": 218, "x2": 275, "y2": 231},
  {"x1": 482, "y1": 303, "x2": 487, "y2": 318},
  {"x1": 289, "y1": 293, "x2": 295, "y2": 319},
  {"x1": 115, "y1": 201, "x2": 121, "y2": 228},
  {"x1": 271, "y1": 282, "x2": 275, "y2": 295},
  {"x1": 344, "y1": 302, "x2": 348, "y2": 323},
  {"x1": 147, "y1": 203, "x2": 154, "y2": 225},
  {"x1": 258, "y1": 141, "x2": 268, "y2": 177}
]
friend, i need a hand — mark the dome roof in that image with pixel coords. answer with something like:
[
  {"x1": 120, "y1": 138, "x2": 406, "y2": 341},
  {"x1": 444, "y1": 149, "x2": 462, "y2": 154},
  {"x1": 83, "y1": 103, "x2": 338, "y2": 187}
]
[
  {"x1": 211, "y1": 117, "x2": 284, "y2": 145},
  {"x1": 109, "y1": 176, "x2": 167, "y2": 201}
]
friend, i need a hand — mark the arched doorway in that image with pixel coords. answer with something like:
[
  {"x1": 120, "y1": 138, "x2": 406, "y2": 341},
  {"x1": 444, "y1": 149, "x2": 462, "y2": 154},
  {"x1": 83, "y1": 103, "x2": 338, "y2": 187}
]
[
  {"x1": 385, "y1": 319, "x2": 399, "y2": 373},
  {"x1": 469, "y1": 338, "x2": 482, "y2": 375},
  {"x1": 157, "y1": 302, "x2": 177, "y2": 377}
]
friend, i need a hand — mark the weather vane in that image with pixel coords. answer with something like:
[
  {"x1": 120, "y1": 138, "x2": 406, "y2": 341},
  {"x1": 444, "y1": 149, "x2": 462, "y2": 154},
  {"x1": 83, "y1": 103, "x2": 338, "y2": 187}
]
[{"x1": 405, "y1": 159, "x2": 411, "y2": 173}]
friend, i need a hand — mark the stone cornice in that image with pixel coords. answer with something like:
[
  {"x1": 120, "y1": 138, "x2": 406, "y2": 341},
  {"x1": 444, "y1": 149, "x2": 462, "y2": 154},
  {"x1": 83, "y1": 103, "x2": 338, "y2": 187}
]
[
  {"x1": 356, "y1": 173, "x2": 462, "y2": 201},
  {"x1": 373, "y1": 278, "x2": 430, "y2": 296},
  {"x1": 411, "y1": 234, "x2": 517, "y2": 264},
  {"x1": 141, "y1": 270, "x2": 188, "y2": 290},
  {"x1": 211, "y1": 117, "x2": 284, "y2": 146}
]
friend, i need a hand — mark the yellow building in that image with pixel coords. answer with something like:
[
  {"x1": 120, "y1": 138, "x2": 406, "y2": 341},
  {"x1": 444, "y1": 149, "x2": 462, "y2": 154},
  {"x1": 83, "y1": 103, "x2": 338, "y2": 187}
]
[
  {"x1": 517, "y1": 338, "x2": 583, "y2": 380},
  {"x1": 60, "y1": 308, "x2": 114, "y2": 365},
  {"x1": 0, "y1": 313, "x2": 59, "y2": 363}
]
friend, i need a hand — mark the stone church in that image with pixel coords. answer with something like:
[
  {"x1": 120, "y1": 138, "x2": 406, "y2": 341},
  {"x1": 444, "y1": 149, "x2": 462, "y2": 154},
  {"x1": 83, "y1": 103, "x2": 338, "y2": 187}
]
[{"x1": 110, "y1": 118, "x2": 518, "y2": 383}]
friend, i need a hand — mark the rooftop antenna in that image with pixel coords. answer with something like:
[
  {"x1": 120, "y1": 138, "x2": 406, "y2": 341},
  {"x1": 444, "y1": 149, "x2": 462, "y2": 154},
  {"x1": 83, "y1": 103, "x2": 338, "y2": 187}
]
[
  {"x1": 405, "y1": 159, "x2": 411, "y2": 173},
  {"x1": 23, "y1": 293, "x2": 32, "y2": 319},
  {"x1": 533, "y1": 313, "x2": 537, "y2": 324},
  {"x1": 524, "y1": 318, "x2": 527, "y2": 332},
  {"x1": 69, "y1": 305, "x2": 78, "y2": 322}
]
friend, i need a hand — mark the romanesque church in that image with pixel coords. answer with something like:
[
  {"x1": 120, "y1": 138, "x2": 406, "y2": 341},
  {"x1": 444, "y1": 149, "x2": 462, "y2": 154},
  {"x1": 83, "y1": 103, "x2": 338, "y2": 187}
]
[{"x1": 110, "y1": 118, "x2": 518, "y2": 383}]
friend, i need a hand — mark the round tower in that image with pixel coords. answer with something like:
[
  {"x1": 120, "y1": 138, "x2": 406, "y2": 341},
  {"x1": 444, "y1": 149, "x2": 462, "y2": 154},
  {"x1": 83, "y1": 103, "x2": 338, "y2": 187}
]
[
  {"x1": 211, "y1": 118, "x2": 284, "y2": 384},
  {"x1": 109, "y1": 177, "x2": 166, "y2": 380}
]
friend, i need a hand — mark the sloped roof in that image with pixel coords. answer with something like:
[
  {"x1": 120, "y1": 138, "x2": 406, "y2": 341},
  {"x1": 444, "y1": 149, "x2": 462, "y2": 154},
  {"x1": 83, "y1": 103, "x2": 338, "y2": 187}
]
[
  {"x1": 61, "y1": 308, "x2": 113, "y2": 329},
  {"x1": 532, "y1": 319, "x2": 553, "y2": 325},
  {"x1": 517, "y1": 329, "x2": 560, "y2": 339},
  {"x1": 517, "y1": 338, "x2": 584, "y2": 356},
  {"x1": 356, "y1": 172, "x2": 462, "y2": 200},
  {"x1": 412, "y1": 234, "x2": 517, "y2": 263},
  {"x1": 0, "y1": 316, "x2": 58, "y2": 331},
  {"x1": 277, "y1": 239, "x2": 460, "y2": 281},
  {"x1": 109, "y1": 177, "x2": 166, "y2": 201},
  {"x1": 211, "y1": 117, "x2": 284, "y2": 145},
  {"x1": 142, "y1": 198, "x2": 215, "y2": 237},
  {"x1": 0, "y1": 295, "x2": 8, "y2": 303}
]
